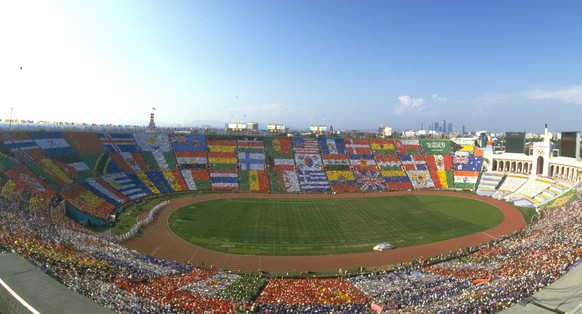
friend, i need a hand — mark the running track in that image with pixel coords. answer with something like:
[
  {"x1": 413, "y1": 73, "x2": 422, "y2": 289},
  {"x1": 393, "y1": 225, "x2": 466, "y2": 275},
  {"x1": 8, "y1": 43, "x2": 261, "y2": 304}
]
[{"x1": 122, "y1": 191, "x2": 526, "y2": 273}]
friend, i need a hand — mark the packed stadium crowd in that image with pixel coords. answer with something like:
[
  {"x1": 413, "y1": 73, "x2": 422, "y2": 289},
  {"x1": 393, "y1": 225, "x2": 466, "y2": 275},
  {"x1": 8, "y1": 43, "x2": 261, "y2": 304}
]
[
  {"x1": 1, "y1": 186, "x2": 581, "y2": 313},
  {"x1": 1, "y1": 131, "x2": 582, "y2": 313}
]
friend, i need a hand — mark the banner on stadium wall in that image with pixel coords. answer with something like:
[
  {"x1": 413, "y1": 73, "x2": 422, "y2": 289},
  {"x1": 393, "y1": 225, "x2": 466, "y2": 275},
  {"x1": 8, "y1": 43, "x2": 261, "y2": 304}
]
[{"x1": 420, "y1": 140, "x2": 452, "y2": 155}]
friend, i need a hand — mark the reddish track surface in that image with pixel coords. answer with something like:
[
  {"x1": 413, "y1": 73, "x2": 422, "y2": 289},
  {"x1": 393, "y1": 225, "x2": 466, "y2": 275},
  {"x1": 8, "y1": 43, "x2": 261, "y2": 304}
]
[{"x1": 122, "y1": 191, "x2": 525, "y2": 273}]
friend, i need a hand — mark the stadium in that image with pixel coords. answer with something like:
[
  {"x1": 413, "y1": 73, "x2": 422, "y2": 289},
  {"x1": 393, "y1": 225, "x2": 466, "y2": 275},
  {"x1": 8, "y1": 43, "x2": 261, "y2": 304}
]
[{"x1": 1, "y1": 124, "x2": 581, "y2": 313}]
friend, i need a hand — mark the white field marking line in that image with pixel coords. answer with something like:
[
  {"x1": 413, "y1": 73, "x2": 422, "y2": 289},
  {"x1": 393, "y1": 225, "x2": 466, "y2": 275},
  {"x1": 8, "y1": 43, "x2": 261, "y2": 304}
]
[
  {"x1": 482, "y1": 232, "x2": 496, "y2": 240},
  {"x1": 0, "y1": 277, "x2": 41, "y2": 314}
]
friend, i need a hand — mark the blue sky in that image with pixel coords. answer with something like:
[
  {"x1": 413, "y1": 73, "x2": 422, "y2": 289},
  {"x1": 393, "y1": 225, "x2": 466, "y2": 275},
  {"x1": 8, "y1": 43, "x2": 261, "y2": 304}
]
[{"x1": 1, "y1": 0, "x2": 581, "y2": 133}]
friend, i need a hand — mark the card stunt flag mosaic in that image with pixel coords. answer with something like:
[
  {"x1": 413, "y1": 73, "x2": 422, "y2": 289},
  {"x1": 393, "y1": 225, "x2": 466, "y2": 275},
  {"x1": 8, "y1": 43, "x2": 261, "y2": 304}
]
[
  {"x1": 297, "y1": 170, "x2": 330, "y2": 192},
  {"x1": 97, "y1": 133, "x2": 138, "y2": 153},
  {"x1": 344, "y1": 139, "x2": 371, "y2": 155},
  {"x1": 326, "y1": 170, "x2": 358, "y2": 192},
  {"x1": 321, "y1": 154, "x2": 351, "y2": 170},
  {"x1": 238, "y1": 152, "x2": 266, "y2": 171},
  {"x1": 180, "y1": 169, "x2": 211, "y2": 191},
  {"x1": 420, "y1": 140, "x2": 452, "y2": 155},
  {"x1": 1, "y1": 132, "x2": 45, "y2": 162},
  {"x1": 318, "y1": 138, "x2": 347, "y2": 155},
  {"x1": 237, "y1": 139, "x2": 264, "y2": 153},
  {"x1": 295, "y1": 153, "x2": 323, "y2": 171},
  {"x1": 292, "y1": 138, "x2": 320, "y2": 154},
  {"x1": 175, "y1": 152, "x2": 208, "y2": 169},
  {"x1": 239, "y1": 170, "x2": 270, "y2": 192},
  {"x1": 134, "y1": 134, "x2": 172, "y2": 152},
  {"x1": 374, "y1": 154, "x2": 401, "y2": 170},
  {"x1": 369, "y1": 139, "x2": 396, "y2": 155},
  {"x1": 170, "y1": 134, "x2": 207, "y2": 152},
  {"x1": 265, "y1": 138, "x2": 293, "y2": 158},
  {"x1": 355, "y1": 170, "x2": 386, "y2": 192},
  {"x1": 348, "y1": 154, "x2": 376, "y2": 170},
  {"x1": 210, "y1": 170, "x2": 239, "y2": 191},
  {"x1": 268, "y1": 170, "x2": 300, "y2": 193}
]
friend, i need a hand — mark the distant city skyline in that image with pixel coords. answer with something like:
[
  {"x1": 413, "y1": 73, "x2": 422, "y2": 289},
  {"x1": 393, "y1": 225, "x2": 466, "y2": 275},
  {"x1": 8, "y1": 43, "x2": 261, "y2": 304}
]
[{"x1": 1, "y1": 1, "x2": 582, "y2": 134}]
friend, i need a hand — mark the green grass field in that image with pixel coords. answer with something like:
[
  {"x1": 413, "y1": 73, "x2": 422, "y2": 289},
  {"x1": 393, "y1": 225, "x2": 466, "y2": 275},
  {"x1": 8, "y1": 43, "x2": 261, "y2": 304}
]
[{"x1": 168, "y1": 194, "x2": 504, "y2": 256}]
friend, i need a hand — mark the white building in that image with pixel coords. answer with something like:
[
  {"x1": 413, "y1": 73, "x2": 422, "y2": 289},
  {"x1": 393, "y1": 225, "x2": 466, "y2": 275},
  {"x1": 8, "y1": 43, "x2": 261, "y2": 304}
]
[
  {"x1": 227, "y1": 122, "x2": 258, "y2": 132},
  {"x1": 310, "y1": 125, "x2": 326, "y2": 135},
  {"x1": 267, "y1": 123, "x2": 287, "y2": 133}
]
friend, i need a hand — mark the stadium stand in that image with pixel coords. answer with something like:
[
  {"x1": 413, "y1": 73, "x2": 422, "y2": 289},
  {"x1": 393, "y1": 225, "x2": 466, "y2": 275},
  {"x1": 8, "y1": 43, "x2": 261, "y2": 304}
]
[
  {"x1": 354, "y1": 170, "x2": 387, "y2": 192},
  {"x1": 297, "y1": 170, "x2": 331, "y2": 192},
  {"x1": 210, "y1": 169, "x2": 239, "y2": 191},
  {"x1": 326, "y1": 170, "x2": 359, "y2": 192},
  {"x1": 476, "y1": 171, "x2": 505, "y2": 196},
  {"x1": 369, "y1": 139, "x2": 396, "y2": 155},
  {"x1": 344, "y1": 138, "x2": 372, "y2": 155},
  {"x1": 1, "y1": 132, "x2": 582, "y2": 314},
  {"x1": 319, "y1": 138, "x2": 347, "y2": 155},
  {"x1": 493, "y1": 173, "x2": 529, "y2": 200},
  {"x1": 239, "y1": 170, "x2": 270, "y2": 192},
  {"x1": 268, "y1": 170, "x2": 301, "y2": 193},
  {"x1": 180, "y1": 169, "x2": 212, "y2": 191},
  {"x1": 0, "y1": 131, "x2": 46, "y2": 162},
  {"x1": 381, "y1": 170, "x2": 413, "y2": 190}
]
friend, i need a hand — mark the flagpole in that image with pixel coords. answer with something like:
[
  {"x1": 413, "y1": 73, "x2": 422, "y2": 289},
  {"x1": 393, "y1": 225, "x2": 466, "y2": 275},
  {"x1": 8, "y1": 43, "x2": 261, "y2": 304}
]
[{"x1": 9, "y1": 107, "x2": 13, "y2": 129}]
